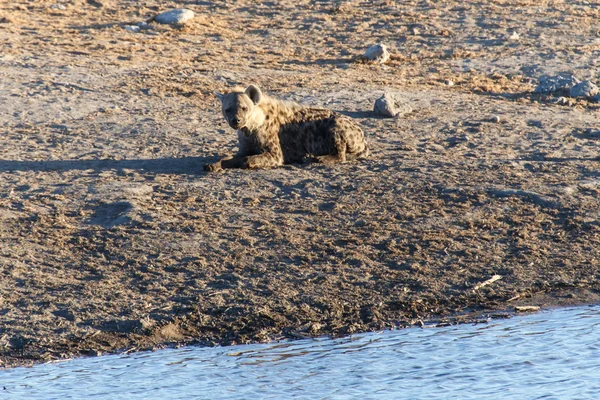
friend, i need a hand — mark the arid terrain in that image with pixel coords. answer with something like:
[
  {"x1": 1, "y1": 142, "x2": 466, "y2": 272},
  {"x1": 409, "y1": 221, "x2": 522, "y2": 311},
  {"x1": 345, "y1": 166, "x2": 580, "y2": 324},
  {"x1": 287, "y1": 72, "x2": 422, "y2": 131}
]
[{"x1": 1, "y1": 0, "x2": 600, "y2": 368}]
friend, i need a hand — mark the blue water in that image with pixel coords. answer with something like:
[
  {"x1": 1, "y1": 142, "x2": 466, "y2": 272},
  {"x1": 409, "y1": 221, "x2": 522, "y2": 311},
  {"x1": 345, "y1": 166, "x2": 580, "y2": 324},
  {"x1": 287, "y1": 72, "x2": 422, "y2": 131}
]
[{"x1": 1, "y1": 306, "x2": 600, "y2": 399}]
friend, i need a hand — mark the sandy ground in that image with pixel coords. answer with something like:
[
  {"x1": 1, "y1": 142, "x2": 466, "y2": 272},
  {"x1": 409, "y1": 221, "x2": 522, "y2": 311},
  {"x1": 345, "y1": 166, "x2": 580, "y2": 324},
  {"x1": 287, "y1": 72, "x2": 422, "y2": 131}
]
[{"x1": 1, "y1": 0, "x2": 600, "y2": 367}]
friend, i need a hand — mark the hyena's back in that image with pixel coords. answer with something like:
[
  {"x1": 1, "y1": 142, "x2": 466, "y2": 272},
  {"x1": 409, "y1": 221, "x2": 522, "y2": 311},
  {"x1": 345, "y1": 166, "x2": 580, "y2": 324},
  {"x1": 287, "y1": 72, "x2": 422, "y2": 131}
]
[{"x1": 277, "y1": 108, "x2": 369, "y2": 163}]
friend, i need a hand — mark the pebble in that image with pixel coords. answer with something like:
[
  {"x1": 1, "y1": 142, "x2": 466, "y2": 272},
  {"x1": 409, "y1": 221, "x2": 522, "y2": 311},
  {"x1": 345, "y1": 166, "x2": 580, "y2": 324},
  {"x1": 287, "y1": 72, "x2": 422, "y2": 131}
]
[
  {"x1": 554, "y1": 96, "x2": 568, "y2": 105},
  {"x1": 590, "y1": 94, "x2": 600, "y2": 103},
  {"x1": 153, "y1": 9, "x2": 195, "y2": 25},
  {"x1": 124, "y1": 25, "x2": 141, "y2": 33},
  {"x1": 364, "y1": 43, "x2": 390, "y2": 64},
  {"x1": 569, "y1": 80, "x2": 599, "y2": 98},
  {"x1": 374, "y1": 92, "x2": 412, "y2": 118},
  {"x1": 515, "y1": 306, "x2": 540, "y2": 313},
  {"x1": 507, "y1": 31, "x2": 520, "y2": 41},
  {"x1": 584, "y1": 129, "x2": 600, "y2": 138},
  {"x1": 534, "y1": 73, "x2": 579, "y2": 94},
  {"x1": 490, "y1": 115, "x2": 501, "y2": 123},
  {"x1": 444, "y1": 79, "x2": 454, "y2": 86}
]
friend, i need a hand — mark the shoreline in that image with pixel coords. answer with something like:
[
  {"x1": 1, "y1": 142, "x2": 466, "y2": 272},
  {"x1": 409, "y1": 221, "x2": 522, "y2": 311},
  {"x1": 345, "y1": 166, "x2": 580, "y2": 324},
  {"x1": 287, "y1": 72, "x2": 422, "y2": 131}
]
[
  {"x1": 2, "y1": 1, "x2": 600, "y2": 369},
  {"x1": 2, "y1": 290, "x2": 598, "y2": 369}
]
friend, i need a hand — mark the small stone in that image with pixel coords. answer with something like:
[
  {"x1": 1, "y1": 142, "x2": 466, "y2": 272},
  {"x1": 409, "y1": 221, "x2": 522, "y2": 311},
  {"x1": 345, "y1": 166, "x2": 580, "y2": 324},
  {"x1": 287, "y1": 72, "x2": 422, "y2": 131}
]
[
  {"x1": 153, "y1": 9, "x2": 195, "y2": 25},
  {"x1": 584, "y1": 129, "x2": 600, "y2": 138},
  {"x1": 490, "y1": 115, "x2": 501, "y2": 123},
  {"x1": 507, "y1": 31, "x2": 520, "y2": 41},
  {"x1": 374, "y1": 92, "x2": 412, "y2": 118},
  {"x1": 444, "y1": 79, "x2": 454, "y2": 86},
  {"x1": 569, "y1": 80, "x2": 599, "y2": 98},
  {"x1": 534, "y1": 73, "x2": 579, "y2": 94},
  {"x1": 364, "y1": 43, "x2": 390, "y2": 64},
  {"x1": 124, "y1": 25, "x2": 141, "y2": 33},
  {"x1": 555, "y1": 96, "x2": 568, "y2": 105},
  {"x1": 515, "y1": 305, "x2": 540, "y2": 313},
  {"x1": 50, "y1": 3, "x2": 67, "y2": 10}
]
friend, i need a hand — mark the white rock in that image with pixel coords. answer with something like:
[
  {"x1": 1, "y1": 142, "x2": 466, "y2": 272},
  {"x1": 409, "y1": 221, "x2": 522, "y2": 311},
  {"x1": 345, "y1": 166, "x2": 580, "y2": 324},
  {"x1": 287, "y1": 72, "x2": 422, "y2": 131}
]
[
  {"x1": 364, "y1": 44, "x2": 390, "y2": 64},
  {"x1": 534, "y1": 74, "x2": 579, "y2": 94},
  {"x1": 445, "y1": 79, "x2": 454, "y2": 86},
  {"x1": 507, "y1": 31, "x2": 520, "y2": 41},
  {"x1": 124, "y1": 25, "x2": 141, "y2": 32},
  {"x1": 154, "y1": 9, "x2": 195, "y2": 25},
  {"x1": 374, "y1": 93, "x2": 412, "y2": 118},
  {"x1": 555, "y1": 96, "x2": 568, "y2": 105},
  {"x1": 569, "y1": 80, "x2": 599, "y2": 98}
]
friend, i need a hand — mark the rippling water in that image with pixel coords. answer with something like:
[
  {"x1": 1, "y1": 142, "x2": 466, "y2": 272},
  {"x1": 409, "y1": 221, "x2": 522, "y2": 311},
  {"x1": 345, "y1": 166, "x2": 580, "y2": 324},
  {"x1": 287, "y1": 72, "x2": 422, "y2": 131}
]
[{"x1": 2, "y1": 306, "x2": 599, "y2": 399}]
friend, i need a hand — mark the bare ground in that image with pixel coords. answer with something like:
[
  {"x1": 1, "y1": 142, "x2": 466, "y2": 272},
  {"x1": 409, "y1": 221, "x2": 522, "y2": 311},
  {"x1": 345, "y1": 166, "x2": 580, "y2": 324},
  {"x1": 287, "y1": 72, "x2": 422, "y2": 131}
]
[{"x1": 1, "y1": 0, "x2": 600, "y2": 368}]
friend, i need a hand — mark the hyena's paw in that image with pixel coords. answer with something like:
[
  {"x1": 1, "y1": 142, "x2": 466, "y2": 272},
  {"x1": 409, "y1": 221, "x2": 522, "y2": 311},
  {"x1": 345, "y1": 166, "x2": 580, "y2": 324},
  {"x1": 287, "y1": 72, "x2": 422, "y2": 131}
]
[
  {"x1": 312, "y1": 154, "x2": 345, "y2": 164},
  {"x1": 203, "y1": 162, "x2": 223, "y2": 172}
]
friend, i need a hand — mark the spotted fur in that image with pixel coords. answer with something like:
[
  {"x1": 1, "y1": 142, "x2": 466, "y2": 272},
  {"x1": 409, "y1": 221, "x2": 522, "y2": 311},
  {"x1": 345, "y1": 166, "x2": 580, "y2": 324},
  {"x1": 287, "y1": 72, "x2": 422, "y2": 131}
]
[{"x1": 204, "y1": 85, "x2": 369, "y2": 171}]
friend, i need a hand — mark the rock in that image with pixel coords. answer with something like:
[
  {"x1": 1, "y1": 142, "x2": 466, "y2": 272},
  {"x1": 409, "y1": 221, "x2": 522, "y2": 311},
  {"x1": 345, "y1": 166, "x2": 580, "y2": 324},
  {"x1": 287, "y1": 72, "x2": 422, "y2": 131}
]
[
  {"x1": 124, "y1": 25, "x2": 140, "y2": 33},
  {"x1": 584, "y1": 129, "x2": 600, "y2": 138},
  {"x1": 569, "y1": 80, "x2": 599, "y2": 98},
  {"x1": 554, "y1": 96, "x2": 568, "y2": 105},
  {"x1": 515, "y1": 305, "x2": 540, "y2": 313},
  {"x1": 590, "y1": 94, "x2": 600, "y2": 103},
  {"x1": 534, "y1": 73, "x2": 579, "y2": 94},
  {"x1": 364, "y1": 43, "x2": 390, "y2": 64},
  {"x1": 490, "y1": 115, "x2": 501, "y2": 123},
  {"x1": 444, "y1": 79, "x2": 454, "y2": 87},
  {"x1": 507, "y1": 31, "x2": 520, "y2": 41},
  {"x1": 153, "y1": 9, "x2": 195, "y2": 25},
  {"x1": 374, "y1": 93, "x2": 412, "y2": 118},
  {"x1": 86, "y1": 0, "x2": 105, "y2": 7}
]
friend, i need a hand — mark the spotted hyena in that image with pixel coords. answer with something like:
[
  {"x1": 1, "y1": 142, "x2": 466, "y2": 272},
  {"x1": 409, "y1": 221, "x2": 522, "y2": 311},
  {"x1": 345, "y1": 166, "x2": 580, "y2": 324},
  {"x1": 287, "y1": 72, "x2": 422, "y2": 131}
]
[{"x1": 204, "y1": 85, "x2": 369, "y2": 171}]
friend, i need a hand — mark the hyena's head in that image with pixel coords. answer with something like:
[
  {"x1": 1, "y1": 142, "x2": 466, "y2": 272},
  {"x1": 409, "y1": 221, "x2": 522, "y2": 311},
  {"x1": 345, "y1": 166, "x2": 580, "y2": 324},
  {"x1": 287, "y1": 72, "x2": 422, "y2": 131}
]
[{"x1": 215, "y1": 85, "x2": 263, "y2": 130}]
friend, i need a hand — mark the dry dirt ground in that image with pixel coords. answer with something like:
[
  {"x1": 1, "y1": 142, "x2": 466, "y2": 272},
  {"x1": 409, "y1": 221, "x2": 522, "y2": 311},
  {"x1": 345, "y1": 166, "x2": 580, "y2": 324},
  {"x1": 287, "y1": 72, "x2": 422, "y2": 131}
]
[{"x1": 1, "y1": 0, "x2": 600, "y2": 368}]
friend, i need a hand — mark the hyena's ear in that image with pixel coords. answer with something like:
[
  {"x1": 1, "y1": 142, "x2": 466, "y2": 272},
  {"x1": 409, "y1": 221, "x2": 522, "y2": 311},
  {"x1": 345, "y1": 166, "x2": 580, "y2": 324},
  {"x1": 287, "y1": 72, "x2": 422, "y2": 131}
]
[
  {"x1": 245, "y1": 85, "x2": 262, "y2": 105},
  {"x1": 214, "y1": 92, "x2": 224, "y2": 102}
]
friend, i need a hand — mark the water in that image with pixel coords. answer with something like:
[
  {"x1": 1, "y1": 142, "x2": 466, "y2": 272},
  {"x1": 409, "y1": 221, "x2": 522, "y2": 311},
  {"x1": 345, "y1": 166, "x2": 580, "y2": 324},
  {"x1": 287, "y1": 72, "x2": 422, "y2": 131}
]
[{"x1": 2, "y1": 306, "x2": 600, "y2": 400}]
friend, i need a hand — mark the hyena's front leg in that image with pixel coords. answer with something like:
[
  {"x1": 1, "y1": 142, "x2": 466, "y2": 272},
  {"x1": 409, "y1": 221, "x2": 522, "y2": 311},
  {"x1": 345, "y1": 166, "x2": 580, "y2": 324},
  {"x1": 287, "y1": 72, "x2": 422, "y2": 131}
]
[
  {"x1": 243, "y1": 150, "x2": 284, "y2": 169},
  {"x1": 204, "y1": 150, "x2": 283, "y2": 171},
  {"x1": 204, "y1": 155, "x2": 247, "y2": 172}
]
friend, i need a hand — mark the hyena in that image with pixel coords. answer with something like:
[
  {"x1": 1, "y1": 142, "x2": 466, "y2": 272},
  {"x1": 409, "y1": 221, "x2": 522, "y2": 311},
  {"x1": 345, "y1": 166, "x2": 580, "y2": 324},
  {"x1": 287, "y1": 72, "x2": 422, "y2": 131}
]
[{"x1": 204, "y1": 85, "x2": 369, "y2": 171}]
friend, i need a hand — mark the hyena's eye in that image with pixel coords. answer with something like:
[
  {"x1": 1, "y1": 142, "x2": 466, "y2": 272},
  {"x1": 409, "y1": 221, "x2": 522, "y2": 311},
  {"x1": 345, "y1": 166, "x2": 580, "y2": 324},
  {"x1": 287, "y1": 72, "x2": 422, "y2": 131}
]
[{"x1": 240, "y1": 106, "x2": 248, "y2": 111}]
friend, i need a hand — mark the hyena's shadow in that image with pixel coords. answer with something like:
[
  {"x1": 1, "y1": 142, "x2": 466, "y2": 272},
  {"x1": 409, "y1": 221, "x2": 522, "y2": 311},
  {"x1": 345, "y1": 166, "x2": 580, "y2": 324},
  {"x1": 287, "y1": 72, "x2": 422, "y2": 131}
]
[
  {"x1": 0, "y1": 156, "x2": 211, "y2": 175},
  {"x1": 335, "y1": 110, "x2": 373, "y2": 119}
]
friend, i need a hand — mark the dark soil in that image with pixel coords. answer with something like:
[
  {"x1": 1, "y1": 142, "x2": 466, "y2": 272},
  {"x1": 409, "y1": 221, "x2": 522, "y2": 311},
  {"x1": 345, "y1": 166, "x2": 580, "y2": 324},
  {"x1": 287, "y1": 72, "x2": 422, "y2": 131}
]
[{"x1": 1, "y1": 0, "x2": 600, "y2": 368}]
